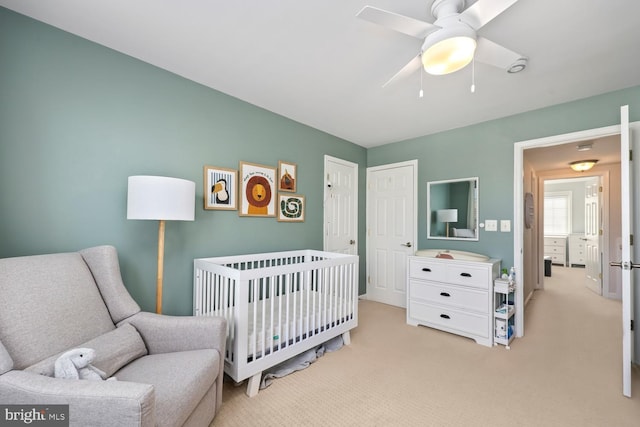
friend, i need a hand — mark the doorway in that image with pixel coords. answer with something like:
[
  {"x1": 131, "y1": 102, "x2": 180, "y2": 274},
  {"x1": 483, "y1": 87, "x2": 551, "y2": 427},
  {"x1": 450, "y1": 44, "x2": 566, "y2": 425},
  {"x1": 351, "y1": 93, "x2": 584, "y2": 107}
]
[{"x1": 514, "y1": 128, "x2": 623, "y2": 338}]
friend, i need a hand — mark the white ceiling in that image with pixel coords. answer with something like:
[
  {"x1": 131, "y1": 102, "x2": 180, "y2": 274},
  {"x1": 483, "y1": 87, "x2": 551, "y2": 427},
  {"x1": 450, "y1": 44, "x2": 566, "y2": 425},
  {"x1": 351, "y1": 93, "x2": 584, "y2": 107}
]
[{"x1": 2, "y1": 0, "x2": 640, "y2": 148}]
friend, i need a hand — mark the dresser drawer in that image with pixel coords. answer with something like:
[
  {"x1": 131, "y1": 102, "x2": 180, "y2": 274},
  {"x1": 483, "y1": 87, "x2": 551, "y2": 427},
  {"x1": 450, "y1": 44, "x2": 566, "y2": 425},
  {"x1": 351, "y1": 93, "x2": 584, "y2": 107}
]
[
  {"x1": 409, "y1": 281, "x2": 488, "y2": 312},
  {"x1": 409, "y1": 259, "x2": 446, "y2": 282},
  {"x1": 547, "y1": 254, "x2": 565, "y2": 264},
  {"x1": 445, "y1": 264, "x2": 489, "y2": 289},
  {"x1": 544, "y1": 245, "x2": 565, "y2": 254},
  {"x1": 544, "y1": 237, "x2": 566, "y2": 246},
  {"x1": 409, "y1": 301, "x2": 489, "y2": 338}
]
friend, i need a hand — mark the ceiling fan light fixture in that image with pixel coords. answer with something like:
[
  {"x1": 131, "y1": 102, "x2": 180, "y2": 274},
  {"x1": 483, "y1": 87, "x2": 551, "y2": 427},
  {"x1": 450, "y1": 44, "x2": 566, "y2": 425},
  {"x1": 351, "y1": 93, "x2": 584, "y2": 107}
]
[
  {"x1": 422, "y1": 35, "x2": 476, "y2": 75},
  {"x1": 569, "y1": 159, "x2": 598, "y2": 172}
]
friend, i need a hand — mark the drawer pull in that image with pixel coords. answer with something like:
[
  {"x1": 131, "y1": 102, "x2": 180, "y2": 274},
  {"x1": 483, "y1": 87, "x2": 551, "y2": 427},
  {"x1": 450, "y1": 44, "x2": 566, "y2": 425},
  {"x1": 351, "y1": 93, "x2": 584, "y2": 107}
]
[
  {"x1": 440, "y1": 292, "x2": 451, "y2": 297},
  {"x1": 460, "y1": 272, "x2": 472, "y2": 278},
  {"x1": 422, "y1": 268, "x2": 432, "y2": 272},
  {"x1": 440, "y1": 314, "x2": 450, "y2": 319}
]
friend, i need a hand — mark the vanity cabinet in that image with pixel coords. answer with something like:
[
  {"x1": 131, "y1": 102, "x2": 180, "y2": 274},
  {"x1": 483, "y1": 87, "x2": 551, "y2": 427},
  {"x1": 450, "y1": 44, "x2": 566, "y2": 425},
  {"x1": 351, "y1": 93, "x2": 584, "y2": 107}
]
[
  {"x1": 407, "y1": 256, "x2": 501, "y2": 347},
  {"x1": 544, "y1": 236, "x2": 567, "y2": 266}
]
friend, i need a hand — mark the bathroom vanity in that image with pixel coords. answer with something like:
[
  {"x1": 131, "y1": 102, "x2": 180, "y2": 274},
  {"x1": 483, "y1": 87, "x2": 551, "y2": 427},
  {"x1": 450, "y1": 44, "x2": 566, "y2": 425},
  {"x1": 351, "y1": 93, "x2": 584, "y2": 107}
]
[{"x1": 407, "y1": 251, "x2": 501, "y2": 347}]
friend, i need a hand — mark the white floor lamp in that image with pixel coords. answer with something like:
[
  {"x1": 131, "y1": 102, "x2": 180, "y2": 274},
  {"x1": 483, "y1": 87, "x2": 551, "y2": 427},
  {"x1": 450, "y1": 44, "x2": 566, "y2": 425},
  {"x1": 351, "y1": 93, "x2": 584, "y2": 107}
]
[{"x1": 127, "y1": 175, "x2": 195, "y2": 314}]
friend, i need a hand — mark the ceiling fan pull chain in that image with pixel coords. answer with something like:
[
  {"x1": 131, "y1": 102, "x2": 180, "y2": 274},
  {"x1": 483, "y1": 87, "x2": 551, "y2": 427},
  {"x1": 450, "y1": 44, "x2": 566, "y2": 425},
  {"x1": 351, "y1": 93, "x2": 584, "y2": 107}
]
[
  {"x1": 470, "y1": 57, "x2": 476, "y2": 93},
  {"x1": 419, "y1": 68, "x2": 424, "y2": 98}
]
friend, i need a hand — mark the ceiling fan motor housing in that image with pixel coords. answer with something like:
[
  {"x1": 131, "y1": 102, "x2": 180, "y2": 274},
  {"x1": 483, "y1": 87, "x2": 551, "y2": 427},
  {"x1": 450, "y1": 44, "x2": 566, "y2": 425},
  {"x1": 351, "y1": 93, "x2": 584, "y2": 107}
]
[{"x1": 431, "y1": 0, "x2": 466, "y2": 20}]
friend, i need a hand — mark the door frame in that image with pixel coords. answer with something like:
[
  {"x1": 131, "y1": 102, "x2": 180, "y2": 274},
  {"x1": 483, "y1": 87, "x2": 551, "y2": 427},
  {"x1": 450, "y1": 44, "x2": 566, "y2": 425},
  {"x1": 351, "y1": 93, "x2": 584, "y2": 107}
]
[
  {"x1": 365, "y1": 159, "x2": 418, "y2": 302},
  {"x1": 514, "y1": 124, "x2": 622, "y2": 338},
  {"x1": 323, "y1": 155, "x2": 358, "y2": 254}
]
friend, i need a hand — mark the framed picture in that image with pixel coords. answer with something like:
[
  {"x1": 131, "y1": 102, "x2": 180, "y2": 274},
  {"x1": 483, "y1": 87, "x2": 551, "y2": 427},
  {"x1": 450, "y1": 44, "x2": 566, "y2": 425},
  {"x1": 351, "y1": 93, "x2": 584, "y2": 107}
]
[
  {"x1": 278, "y1": 161, "x2": 297, "y2": 192},
  {"x1": 278, "y1": 194, "x2": 305, "y2": 222},
  {"x1": 204, "y1": 166, "x2": 238, "y2": 210},
  {"x1": 239, "y1": 161, "x2": 277, "y2": 217}
]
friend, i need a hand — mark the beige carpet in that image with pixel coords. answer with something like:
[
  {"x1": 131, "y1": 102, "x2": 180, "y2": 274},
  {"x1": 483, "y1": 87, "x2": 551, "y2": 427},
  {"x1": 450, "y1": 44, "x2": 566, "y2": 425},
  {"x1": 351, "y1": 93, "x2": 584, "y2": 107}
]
[{"x1": 212, "y1": 266, "x2": 640, "y2": 426}]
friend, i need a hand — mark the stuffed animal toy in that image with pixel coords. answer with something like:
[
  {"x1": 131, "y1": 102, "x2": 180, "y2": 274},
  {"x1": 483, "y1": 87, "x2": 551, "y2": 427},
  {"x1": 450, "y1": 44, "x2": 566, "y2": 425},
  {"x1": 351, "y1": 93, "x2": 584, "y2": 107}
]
[{"x1": 54, "y1": 348, "x2": 108, "y2": 381}]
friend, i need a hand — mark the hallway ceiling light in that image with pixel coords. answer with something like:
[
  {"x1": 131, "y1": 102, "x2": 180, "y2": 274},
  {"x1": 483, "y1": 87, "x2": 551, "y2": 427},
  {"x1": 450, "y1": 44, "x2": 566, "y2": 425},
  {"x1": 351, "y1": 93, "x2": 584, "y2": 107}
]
[{"x1": 569, "y1": 160, "x2": 598, "y2": 172}]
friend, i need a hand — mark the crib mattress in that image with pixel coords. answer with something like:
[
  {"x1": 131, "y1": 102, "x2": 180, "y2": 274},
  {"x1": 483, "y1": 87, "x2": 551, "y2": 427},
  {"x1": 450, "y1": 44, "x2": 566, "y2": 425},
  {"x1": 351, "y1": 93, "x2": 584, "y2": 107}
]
[{"x1": 246, "y1": 293, "x2": 352, "y2": 359}]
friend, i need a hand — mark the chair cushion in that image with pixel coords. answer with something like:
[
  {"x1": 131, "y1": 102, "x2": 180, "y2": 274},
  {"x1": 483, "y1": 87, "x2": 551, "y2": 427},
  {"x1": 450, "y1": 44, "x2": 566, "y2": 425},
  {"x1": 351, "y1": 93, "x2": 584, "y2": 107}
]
[
  {"x1": 25, "y1": 323, "x2": 148, "y2": 378},
  {"x1": 114, "y1": 349, "x2": 220, "y2": 427},
  {"x1": 80, "y1": 246, "x2": 141, "y2": 323},
  {"x1": 0, "y1": 252, "x2": 115, "y2": 369}
]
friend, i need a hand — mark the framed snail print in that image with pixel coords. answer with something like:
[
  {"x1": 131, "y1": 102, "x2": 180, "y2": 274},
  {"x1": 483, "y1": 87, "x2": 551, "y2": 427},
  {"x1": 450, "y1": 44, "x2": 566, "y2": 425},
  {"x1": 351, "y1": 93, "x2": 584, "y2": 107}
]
[
  {"x1": 278, "y1": 161, "x2": 297, "y2": 192},
  {"x1": 239, "y1": 161, "x2": 276, "y2": 217},
  {"x1": 278, "y1": 194, "x2": 305, "y2": 222},
  {"x1": 204, "y1": 165, "x2": 237, "y2": 210}
]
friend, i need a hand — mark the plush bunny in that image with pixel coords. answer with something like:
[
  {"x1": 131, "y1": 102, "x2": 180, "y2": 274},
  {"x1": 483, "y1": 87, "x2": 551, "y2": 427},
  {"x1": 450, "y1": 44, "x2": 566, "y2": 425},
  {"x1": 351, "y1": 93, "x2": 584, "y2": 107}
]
[{"x1": 54, "y1": 348, "x2": 107, "y2": 381}]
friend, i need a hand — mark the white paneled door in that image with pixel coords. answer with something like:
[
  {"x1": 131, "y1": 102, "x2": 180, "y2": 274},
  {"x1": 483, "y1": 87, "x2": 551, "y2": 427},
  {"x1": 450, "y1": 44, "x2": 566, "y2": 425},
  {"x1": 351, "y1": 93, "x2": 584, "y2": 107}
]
[
  {"x1": 612, "y1": 105, "x2": 636, "y2": 397},
  {"x1": 323, "y1": 156, "x2": 358, "y2": 256},
  {"x1": 366, "y1": 160, "x2": 417, "y2": 308},
  {"x1": 584, "y1": 178, "x2": 602, "y2": 295}
]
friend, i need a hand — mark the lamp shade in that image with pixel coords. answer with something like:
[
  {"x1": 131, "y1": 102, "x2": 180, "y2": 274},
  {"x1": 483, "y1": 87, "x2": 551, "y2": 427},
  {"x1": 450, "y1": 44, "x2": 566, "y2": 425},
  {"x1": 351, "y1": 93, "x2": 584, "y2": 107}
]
[
  {"x1": 437, "y1": 209, "x2": 458, "y2": 223},
  {"x1": 127, "y1": 176, "x2": 195, "y2": 221}
]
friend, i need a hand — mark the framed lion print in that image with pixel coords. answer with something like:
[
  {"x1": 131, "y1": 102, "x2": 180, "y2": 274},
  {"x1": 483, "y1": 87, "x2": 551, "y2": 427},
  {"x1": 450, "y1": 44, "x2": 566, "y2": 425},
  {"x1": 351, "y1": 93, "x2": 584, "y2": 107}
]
[{"x1": 239, "y1": 161, "x2": 276, "y2": 217}]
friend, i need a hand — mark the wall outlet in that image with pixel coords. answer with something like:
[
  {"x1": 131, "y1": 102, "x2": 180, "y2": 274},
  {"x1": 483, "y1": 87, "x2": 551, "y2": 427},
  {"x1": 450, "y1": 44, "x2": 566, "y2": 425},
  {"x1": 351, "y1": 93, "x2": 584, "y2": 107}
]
[
  {"x1": 485, "y1": 220, "x2": 498, "y2": 231},
  {"x1": 500, "y1": 220, "x2": 511, "y2": 232}
]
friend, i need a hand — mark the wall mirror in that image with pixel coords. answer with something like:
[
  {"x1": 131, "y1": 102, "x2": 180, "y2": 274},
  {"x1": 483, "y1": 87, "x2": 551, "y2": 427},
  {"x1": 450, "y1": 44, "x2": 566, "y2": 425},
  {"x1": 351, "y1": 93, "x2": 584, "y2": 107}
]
[{"x1": 427, "y1": 177, "x2": 479, "y2": 241}]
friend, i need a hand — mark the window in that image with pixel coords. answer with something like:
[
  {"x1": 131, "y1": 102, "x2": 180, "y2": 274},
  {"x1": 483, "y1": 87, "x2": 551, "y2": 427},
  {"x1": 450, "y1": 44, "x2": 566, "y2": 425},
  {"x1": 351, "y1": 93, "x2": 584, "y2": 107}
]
[{"x1": 544, "y1": 191, "x2": 571, "y2": 235}]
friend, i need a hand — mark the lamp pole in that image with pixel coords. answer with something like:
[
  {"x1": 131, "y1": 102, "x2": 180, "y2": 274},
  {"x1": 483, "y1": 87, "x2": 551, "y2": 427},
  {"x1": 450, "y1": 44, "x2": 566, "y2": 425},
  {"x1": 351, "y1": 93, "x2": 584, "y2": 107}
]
[{"x1": 156, "y1": 219, "x2": 166, "y2": 314}]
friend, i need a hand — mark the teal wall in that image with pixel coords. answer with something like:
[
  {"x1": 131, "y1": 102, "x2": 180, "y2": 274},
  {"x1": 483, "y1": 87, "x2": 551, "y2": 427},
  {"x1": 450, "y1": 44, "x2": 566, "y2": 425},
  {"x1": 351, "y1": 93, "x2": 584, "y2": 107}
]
[
  {"x1": 0, "y1": 8, "x2": 367, "y2": 315},
  {"x1": 2, "y1": 5, "x2": 640, "y2": 365},
  {"x1": 368, "y1": 85, "x2": 640, "y2": 270}
]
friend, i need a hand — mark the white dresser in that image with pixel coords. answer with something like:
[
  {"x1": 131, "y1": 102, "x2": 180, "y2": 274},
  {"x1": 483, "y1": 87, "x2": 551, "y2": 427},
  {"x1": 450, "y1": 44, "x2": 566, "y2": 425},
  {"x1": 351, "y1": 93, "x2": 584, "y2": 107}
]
[
  {"x1": 568, "y1": 234, "x2": 586, "y2": 266},
  {"x1": 544, "y1": 236, "x2": 567, "y2": 266},
  {"x1": 407, "y1": 256, "x2": 501, "y2": 347}
]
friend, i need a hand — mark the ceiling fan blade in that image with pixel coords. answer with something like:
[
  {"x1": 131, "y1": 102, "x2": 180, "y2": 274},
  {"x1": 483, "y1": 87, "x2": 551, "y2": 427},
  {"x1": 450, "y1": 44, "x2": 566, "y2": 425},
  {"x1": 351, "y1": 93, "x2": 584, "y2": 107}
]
[
  {"x1": 474, "y1": 37, "x2": 525, "y2": 70},
  {"x1": 382, "y1": 55, "x2": 422, "y2": 88},
  {"x1": 460, "y1": 0, "x2": 520, "y2": 30},
  {"x1": 356, "y1": 5, "x2": 438, "y2": 39}
]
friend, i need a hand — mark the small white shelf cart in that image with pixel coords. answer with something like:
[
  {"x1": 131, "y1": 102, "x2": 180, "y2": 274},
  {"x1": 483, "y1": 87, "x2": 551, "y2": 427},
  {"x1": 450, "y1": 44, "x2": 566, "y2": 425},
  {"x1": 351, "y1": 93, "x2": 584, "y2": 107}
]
[{"x1": 493, "y1": 278, "x2": 516, "y2": 349}]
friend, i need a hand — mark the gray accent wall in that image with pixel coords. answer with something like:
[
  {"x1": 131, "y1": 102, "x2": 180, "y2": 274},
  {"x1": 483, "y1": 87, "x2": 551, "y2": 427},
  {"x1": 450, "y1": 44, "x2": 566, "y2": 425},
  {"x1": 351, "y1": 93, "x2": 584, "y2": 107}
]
[{"x1": 0, "y1": 8, "x2": 367, "y2": 315}]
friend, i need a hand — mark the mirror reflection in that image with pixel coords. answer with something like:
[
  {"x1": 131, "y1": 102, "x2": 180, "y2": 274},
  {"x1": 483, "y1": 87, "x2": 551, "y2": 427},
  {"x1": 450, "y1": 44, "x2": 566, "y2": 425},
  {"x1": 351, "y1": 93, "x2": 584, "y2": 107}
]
[{"x1": 427, "y1": 177, "x2": 479, "y2": 241}]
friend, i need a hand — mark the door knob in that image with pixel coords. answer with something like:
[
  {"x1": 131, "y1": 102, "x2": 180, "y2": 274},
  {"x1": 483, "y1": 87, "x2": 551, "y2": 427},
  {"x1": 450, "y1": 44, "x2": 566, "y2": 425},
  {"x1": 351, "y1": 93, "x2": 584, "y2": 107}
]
[
  {"x1": 610, "y1": 261, "x2": 640, "y2": 270},
  {"x1": 350, "y1": 239, "x2": 356, "y2": 245},
  {"x1": 401, "y1": 242, "x2": 412, "y2": 247}
]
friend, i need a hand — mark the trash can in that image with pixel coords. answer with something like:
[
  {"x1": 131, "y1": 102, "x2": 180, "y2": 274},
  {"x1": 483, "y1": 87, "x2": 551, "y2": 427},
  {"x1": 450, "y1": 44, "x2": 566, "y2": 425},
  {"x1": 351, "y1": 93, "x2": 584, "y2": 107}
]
[{"x1": 544, "y1": 256, "x2": 552, "y2": 277}]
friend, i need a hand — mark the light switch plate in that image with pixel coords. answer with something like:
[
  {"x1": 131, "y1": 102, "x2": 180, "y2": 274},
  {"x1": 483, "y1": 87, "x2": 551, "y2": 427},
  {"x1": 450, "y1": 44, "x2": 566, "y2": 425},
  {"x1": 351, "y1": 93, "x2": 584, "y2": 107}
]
[
  {"x1": 485, "y1": 220, "x2": 497, "y2": 231},
  {"x1": 500, "y1": 220, "x2": 511, "y2": 232}
]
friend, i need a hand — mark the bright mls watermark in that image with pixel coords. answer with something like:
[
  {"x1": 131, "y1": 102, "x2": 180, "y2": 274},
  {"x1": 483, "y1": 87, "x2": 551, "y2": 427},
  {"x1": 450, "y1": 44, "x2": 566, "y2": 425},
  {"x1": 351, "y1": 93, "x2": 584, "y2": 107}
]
[{"x1": 0, "y1": 405, "x2": 68, "y2": 426}]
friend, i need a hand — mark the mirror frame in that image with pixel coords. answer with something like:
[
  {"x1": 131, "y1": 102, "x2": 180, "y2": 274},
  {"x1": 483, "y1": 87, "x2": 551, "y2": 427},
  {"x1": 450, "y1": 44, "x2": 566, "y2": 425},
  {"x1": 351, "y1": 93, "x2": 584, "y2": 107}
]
[{"x1": 427, "y1": 177, "x2": 479, "y2": 241}]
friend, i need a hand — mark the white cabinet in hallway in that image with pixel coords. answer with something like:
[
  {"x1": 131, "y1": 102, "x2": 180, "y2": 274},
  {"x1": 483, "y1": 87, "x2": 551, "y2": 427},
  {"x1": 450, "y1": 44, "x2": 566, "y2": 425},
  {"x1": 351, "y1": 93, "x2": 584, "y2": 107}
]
[
  {"x1": 568, "y1": 234, "x2": 587, "y2": 267},
  {"x1": 544, "y1": 235, "x2": 567, "y2": 266}
]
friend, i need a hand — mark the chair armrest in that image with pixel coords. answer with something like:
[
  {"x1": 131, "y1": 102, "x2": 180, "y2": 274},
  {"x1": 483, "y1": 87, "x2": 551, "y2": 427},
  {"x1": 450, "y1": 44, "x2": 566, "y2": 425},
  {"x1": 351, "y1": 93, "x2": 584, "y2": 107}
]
[
  {"x1": 120, "y1": 312, "x2": 227, "y2": 356},
  {"x1": 0, "y1": 370, "x2": 155, "y2": 427}
]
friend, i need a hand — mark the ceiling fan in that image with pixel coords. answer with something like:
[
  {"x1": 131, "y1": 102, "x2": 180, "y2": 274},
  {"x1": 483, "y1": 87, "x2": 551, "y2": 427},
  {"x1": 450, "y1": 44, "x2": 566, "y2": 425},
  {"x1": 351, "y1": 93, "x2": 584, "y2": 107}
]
[{"x1": 357, "y1": 0, "x2": 528, "y2": 87}]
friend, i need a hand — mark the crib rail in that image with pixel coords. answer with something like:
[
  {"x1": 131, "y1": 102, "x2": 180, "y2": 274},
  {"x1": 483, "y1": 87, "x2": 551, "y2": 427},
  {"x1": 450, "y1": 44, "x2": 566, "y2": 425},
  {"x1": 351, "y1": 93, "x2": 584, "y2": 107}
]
[{"x1": 194, "y1": 250, "x2": 358, "y2": 383}]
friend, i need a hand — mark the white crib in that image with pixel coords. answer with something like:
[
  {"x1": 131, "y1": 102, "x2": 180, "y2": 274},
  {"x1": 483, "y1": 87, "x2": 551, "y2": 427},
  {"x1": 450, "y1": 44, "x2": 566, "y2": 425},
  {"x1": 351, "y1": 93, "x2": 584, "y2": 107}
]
[{"x1": 193, "y1": 250, "x2": 359, "y2": 397}]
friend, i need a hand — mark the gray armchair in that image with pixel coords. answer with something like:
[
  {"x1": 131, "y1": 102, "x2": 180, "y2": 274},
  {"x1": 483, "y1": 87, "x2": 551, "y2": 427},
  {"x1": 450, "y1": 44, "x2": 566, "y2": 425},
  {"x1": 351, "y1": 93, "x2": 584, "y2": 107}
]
[{"x1": 0, "y1": 246, "x2": 226, "y2": 427}]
